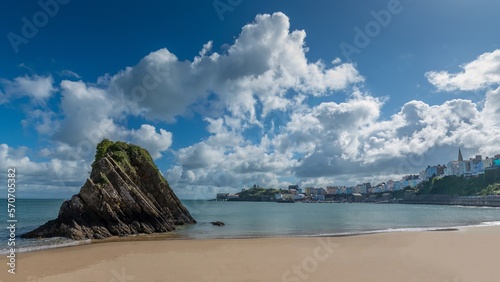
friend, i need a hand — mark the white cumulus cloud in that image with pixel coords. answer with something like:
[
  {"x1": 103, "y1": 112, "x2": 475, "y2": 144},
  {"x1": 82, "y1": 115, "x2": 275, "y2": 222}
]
[
  {"x1": 0, "y1": 143, "x2": 87, "y2": 198},
  {"x1": 426, "y1": 49, "x2": 500, "y2": 91},
  {"x1": 111, "y1": 12, "x2": 363, "y2": 123},
  {"x1": 129, "y1": 124, "x2": 173, "y2": 159},
  {"x1": 0, "y1": 75, "x2": 56, "y2": 103}
]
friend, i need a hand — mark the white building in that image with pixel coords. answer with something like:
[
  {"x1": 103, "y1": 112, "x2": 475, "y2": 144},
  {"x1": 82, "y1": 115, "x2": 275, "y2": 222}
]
[
  {"x1": 483, "y1": 157, "x2": 494, "y2": 169},
  {"x1": 444, "y1": 161, "x2": 467, "y2": 177}
]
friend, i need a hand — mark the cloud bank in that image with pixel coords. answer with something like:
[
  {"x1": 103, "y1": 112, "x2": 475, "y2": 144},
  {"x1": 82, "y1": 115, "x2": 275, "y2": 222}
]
[{"x1": 1, "y1": 13, "x2": 499, "y2": 198}]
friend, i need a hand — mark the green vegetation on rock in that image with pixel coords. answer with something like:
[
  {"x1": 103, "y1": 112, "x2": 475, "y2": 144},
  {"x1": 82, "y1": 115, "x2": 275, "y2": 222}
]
[
  {"x1": 93, "y1": 139, "x2": 156, "y2": 174},
  {"x1": 417, "y1": 168, "x2": 500, "y2": 196},
  {"x1": 94, "y1": 172, "x2": 111, "y2": 188},
  {"x1": 237, "y1": 187, "x2": 284, "y2": 197},
  {"x1": 479, "y1": 183, "x2": 500, "y2": 196},
  {"x1": 94, "y1": 138, "x2": 114, "y2": 163}
]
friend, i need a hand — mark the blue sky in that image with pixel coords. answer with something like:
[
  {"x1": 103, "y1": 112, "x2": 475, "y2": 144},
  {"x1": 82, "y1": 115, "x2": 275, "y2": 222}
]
[{"x1": 1, "y1": 0, "x2": 500, "y2": 198}]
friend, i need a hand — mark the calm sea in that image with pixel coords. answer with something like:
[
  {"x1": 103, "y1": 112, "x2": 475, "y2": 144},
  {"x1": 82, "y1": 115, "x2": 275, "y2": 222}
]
[{"x1": 2, "y1": 199, "x2": 500, "y2": 254}]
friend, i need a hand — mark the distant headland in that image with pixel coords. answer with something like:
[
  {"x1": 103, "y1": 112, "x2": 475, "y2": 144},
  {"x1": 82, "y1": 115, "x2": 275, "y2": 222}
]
[{"x1": 216, "y1": 149, "x2": 500, "y2": 207}]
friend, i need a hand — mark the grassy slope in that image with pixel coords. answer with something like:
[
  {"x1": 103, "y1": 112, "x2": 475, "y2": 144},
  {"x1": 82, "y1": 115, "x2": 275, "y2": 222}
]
[{"x1": 417, "y1": 168, "x2": 500, "y2": 196}]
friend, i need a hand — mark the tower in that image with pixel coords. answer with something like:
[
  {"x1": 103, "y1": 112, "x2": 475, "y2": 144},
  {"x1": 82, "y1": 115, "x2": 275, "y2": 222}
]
[{"x1": 458, "y1": 148, "x2": 463, "y2": 162}]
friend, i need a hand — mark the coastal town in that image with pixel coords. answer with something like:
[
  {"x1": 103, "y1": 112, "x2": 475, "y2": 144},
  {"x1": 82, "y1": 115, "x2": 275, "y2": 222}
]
[{"x1": 216, "y1": 149, "x2": 500, "y2": 204}]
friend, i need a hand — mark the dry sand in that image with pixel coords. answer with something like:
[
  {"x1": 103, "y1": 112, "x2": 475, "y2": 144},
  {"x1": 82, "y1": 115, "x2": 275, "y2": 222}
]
[{"x1": 2, "y1": 226, "x2": 500, "y2": 282}]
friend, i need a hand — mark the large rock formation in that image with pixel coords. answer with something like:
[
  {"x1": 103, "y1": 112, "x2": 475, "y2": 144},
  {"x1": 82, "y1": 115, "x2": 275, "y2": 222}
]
[{"x1": 22, "y1": 140, "x2": 196, "y2": 240}]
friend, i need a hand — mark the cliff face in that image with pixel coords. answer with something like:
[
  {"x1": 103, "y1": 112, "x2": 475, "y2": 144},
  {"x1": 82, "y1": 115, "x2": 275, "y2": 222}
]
[{"x1": 22, "y1": 140, "x2": 196, "y2": 240}]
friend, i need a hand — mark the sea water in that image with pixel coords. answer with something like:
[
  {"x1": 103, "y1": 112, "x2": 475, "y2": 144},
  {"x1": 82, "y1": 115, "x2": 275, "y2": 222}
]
[
  {"x1": 177, "y1": 200, "x2": 500, "y2": 238},
  {"x1": 1, "y1": 199, "x2": 500, "y2": 254},
  {"x1": 0, "y1": 199, "x2": 87, "y2": 254}
]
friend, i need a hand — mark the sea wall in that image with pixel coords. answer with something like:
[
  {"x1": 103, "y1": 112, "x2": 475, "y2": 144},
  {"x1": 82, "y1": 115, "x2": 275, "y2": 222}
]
[{"x1": 400, "y1": 195, "x2": 500, "y2": 207}]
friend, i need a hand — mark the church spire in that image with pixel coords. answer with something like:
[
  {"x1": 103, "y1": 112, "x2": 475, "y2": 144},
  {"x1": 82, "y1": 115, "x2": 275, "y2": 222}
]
[{"x1": 458, "y1": 148, "x2": 463, "y2": 162}]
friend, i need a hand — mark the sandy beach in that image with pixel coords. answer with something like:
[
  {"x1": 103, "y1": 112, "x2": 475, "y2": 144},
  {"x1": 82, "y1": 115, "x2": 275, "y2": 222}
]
[{"x1": 3, "y1": 226, "x2": 500, "y2": 282}]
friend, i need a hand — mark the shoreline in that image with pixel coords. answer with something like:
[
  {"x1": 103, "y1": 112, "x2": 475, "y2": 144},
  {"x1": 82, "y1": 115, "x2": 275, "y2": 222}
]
[
  {"x1": 2, "y1": 225, "x2": 500, "y2": 282},
  {"x1": 7, "y1": 220, "x2": 500, "y2": 256},
  {"x1": 215, "y1": 198, "x2": 500, "y2": 208}
]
